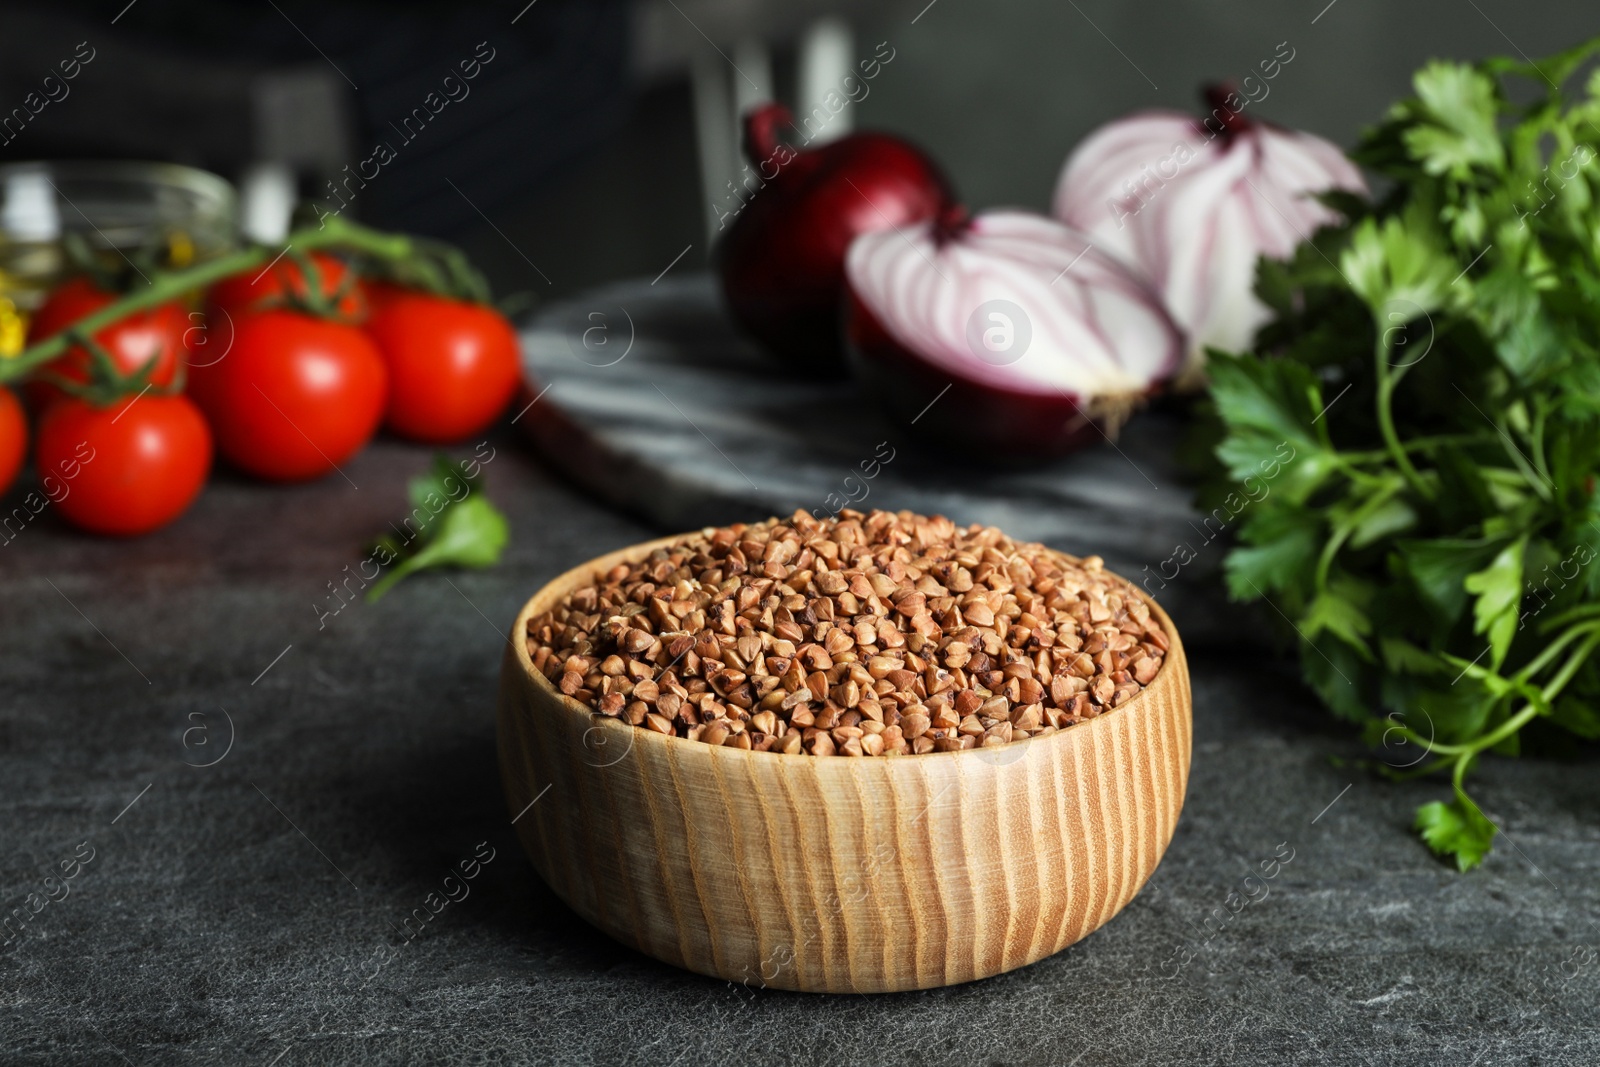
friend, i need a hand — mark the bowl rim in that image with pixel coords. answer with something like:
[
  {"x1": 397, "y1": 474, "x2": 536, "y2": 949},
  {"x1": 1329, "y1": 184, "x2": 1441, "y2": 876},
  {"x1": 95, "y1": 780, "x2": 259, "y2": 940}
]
[{"x1": 507, "y1": 528, "x2": 1187, "y2": 767}]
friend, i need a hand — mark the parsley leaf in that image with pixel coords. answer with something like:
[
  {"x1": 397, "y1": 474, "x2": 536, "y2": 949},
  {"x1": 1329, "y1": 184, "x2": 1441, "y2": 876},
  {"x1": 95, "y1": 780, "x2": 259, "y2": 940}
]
[
  {"x1": 1414, "y1": 795, "x2": 1496, "y2": 871},
  {"x1": 1224, "y1": 507, "x2": 1322, "y2": 601},
  {"x1": 367, "y1": 454, "x2": 510, "y2": 601},
  {"x1": 1399, "y1": 538, "x2": 1503, "y2": 627},
  {"x1": 1402, "y1": 62, "x2": 1505, "y2": 178},
  {"x1": 1340, "y1": 213, "x2": 1461, "y2": 316},
  {"x1": 1462, "y1": 536, "x2": 1527, "y2": 670}
]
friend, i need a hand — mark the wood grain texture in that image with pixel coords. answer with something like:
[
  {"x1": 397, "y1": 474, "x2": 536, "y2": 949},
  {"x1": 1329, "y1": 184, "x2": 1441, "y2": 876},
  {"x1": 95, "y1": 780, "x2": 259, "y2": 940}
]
[{"x1": 497, "y1": 534, "x2": 1192, "y2": 993}]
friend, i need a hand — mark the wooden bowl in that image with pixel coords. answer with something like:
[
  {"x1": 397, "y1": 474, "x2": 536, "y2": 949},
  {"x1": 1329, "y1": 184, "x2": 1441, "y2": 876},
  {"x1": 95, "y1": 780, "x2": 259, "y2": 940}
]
[{"x1": 497, "y1": 533, "x2": 1191, "y2": 993}]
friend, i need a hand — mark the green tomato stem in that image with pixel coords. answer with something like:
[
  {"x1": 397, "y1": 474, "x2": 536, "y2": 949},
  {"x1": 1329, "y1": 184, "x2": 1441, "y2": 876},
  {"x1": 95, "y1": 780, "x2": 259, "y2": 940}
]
[{"x1": 0, "y1": 216, "x2": 422, "y2": 384}]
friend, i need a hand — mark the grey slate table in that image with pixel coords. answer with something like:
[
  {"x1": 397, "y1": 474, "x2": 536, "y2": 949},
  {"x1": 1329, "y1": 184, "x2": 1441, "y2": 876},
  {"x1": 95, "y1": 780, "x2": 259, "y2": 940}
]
[{"x1": 2, "y1": 431, "x2": 1598, "y2": 1066}]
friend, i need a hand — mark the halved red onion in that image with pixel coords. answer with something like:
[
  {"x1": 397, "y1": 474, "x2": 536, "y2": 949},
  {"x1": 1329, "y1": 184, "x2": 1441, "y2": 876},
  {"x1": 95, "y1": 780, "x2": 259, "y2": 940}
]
[
  {"x1": 844, "y1": 209, "x2": 1183, "y2": 458},
  {"x1": 1053, "y1": 94, "x2": 1365, "y2": 379}
]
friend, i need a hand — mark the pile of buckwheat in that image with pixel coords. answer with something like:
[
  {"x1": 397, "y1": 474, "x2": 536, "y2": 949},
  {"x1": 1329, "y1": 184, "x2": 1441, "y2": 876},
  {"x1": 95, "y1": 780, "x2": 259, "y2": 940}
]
[{"x1": 523, "y1": 509, "x2": 1169, "y2": 756}]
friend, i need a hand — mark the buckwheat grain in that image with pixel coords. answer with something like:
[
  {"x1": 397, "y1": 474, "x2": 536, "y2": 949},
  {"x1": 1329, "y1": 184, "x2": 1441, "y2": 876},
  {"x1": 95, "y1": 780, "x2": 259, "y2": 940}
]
[{"x1": 522, "y1": 509, "x2": 1169, "y2": 756}]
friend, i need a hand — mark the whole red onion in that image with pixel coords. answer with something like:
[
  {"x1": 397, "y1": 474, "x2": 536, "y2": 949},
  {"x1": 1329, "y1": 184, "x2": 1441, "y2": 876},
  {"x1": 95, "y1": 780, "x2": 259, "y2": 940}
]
[
  {"x1": 844, "y1": 209, "x2": 1183, "y2": 458},
  {"x1": 1053, "y1": 88, "x2": 1366, "y2": 380},
  {"x1": 717, "y1": 103, "x2": 955, "y2": 369}
]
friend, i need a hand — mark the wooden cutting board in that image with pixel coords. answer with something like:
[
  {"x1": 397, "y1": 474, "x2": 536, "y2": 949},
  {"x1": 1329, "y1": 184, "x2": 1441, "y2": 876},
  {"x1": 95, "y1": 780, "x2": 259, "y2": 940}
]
[{"x1": 515, "y1": 273, "x2": 1246, "y2": 643}]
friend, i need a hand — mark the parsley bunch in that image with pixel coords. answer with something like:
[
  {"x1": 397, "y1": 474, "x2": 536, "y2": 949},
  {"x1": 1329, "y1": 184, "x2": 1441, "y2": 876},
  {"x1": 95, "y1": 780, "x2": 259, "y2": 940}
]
[{"x1": 1205, "y1": 36, "x2": 1600, "y2": 869}]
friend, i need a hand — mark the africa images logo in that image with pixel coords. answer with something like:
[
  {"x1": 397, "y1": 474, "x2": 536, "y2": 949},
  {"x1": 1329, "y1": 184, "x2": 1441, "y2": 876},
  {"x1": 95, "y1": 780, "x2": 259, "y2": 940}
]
[{"x1": 966, "y1": 299, "x2": 1032, "y2": 367}]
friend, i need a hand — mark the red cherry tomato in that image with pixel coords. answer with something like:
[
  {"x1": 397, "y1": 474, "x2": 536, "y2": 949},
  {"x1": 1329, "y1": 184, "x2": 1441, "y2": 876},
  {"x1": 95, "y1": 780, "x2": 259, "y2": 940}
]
[
  {"x1": 25, "y1": 277, "x2": 191, "y2": 409},
  {"x1": 0, "y1": 386, "x2": 25, "y2": 496},
  {"x1": 35, "y1": 393, "x2": 211, "y2": 536},
  {"x1": 362, "y1": 279, "x2": 407, "y2": 314},
  {"x1": 208, "y1": 252, "x2": 366, "y2": 321},
  {"x1": 187, "y1": 310, "x2": 387, "y2": 482},
  {"x1": 365, "y1": 293, "x2": 520, "y2": 443}
]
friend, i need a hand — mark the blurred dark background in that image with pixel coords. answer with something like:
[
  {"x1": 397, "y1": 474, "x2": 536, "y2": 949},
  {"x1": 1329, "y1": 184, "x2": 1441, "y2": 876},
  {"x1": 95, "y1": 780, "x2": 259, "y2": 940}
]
[{"x1": 0, "y1": 0, "x2": 1594, "y2": 302}]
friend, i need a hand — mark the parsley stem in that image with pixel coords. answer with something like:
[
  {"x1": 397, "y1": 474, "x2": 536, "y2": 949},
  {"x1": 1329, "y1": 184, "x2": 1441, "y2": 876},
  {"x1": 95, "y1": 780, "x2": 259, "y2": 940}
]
[
  {"x1": 1536, "y1": 603, "x2": 1600, "y2": 633},
  {"x1": 1314, "y1": 477, "x2": 1402, "y2": 592},
  {"x1": 1469, "y1": 703, "x2": 1542, "y2": 759},
  {"x1": 1384, "y1": 753, "x2": 1458, "y2": 781},
  {"x1": 1514, "y1": 618, "x2": 1600, "y2": 684},
  {"x1": 1340, "y1": 432, "x2": 1495, "y2": 461},
  {"x1": 1400, "y1": 624, "x2": 1598, "y2": 762},
  {"x1": 1531, "y1": 400, "x2": 1552, "y2": 489},
  {"x1": 1538, "y1": 627, "x2": 1600, "y2": 703},
  {"x1": 1374, "y1": 346, "x2": 1434, "y2": 501},
  {"x1": 1395, "y1": 697, "x2": 1543, "y2": 760},
  {"x1": 1327, "y1": 455, "x2": 1390, "y2": 490},
  {"x1": 1400, "y1": 625, "x2": 1599, "y2": 768},
  {"x1": 1489, "y1": 418, "x2": 1554, "y2": 503},
  {"x1": 1391, "y1": 726, "x2": 1471, "y2": 756}
]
